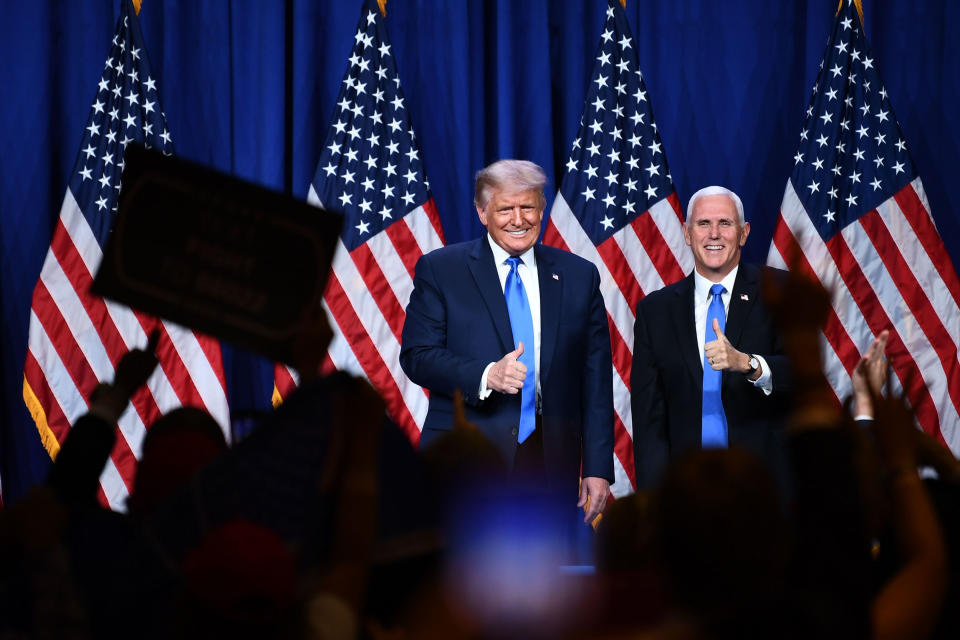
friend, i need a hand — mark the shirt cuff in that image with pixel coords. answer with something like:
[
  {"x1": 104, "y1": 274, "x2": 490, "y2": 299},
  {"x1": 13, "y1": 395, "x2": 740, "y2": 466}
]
[
  {"x1": 479, "y1": 362, "x2": 496, "y2": 400},
  {"x1": 751, "y1": 355, "x2": 773, "y2": 395}
]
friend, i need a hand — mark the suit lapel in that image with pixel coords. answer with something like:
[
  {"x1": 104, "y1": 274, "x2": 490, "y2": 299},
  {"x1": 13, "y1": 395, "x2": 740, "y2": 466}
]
[
  {"x1": 467, "y1": 237, "x2": 514, "y2": 353},
  {"x1": 725, "y1": 263, "x2": 759, "y2": 349},
  {"x1": 671, "y1": 274, "x2": 702, "y2": 383},
  {"x1": 535, "y1": 246, "x2": 561, "y2": 385}
]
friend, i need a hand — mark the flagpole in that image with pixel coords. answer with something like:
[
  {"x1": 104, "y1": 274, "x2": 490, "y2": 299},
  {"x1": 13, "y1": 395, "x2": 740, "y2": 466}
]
[
  {"x1": 133, "y1": 0, "x2": 142, "y2": 16},
  {"x1": 837, "y1": 0, "x2": 864, "y2": 24},
  {"x1": 377, "y1": 0, "x2": 386, "y2": 18}
]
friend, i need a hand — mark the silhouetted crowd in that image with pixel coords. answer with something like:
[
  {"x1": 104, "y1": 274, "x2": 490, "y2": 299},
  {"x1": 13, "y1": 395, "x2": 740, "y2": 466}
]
[{"x1": 1, "y1": 268, "x2": 958, "y2": 640}]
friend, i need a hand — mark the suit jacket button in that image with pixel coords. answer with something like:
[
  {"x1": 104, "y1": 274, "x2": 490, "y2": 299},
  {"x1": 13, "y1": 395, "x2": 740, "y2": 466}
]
[{"x1": 511, "y1": 427, "x2": 518, "y2": 437}]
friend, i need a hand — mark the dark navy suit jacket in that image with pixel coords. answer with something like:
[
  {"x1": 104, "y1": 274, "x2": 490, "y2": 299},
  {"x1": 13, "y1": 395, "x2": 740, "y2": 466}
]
[
  {"x1": 630, "y1": 263, "x2": 793, "y2": 489},
  {"x1": 400, "y1": 237, "x2": 614, "y2": 494}
]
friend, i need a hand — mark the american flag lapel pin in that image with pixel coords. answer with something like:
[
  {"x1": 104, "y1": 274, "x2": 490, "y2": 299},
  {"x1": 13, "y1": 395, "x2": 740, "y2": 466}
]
[
  {"x1": 552, "y1": 273, "x2": 559, "y2": 280},
  {"x1": 740, "y1": 294, "x2": 749, "y2": 301}
]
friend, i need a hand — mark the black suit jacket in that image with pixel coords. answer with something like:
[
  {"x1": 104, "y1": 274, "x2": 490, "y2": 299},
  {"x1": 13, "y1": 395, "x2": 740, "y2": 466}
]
[
  {"x1": 631, "y1": 263, "x2": 793, "y2": 489},
  {"x1": 400, "y1": 238, "x2": 614, "y2": 495}
]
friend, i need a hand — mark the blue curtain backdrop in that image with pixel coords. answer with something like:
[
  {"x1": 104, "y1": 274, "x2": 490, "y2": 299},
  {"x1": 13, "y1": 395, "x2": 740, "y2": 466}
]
[{"x1": 1, "y1": 1, "x2": 957, "y2": 502}]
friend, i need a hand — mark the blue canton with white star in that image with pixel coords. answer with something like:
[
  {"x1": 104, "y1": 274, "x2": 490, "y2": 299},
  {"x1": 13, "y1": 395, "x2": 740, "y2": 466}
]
[
  {"x1": 69, "y1": 0, "x2": 173, "y2": 247},
  {"x1": 793, "y1": 0, "x2": 916, "y2": 241},
  {"x1": 558, "y1": 0, "x2": 674, "y2": 246},
  {"x1": 312, "y1": 0, "x2": 431, "y2": 252}
]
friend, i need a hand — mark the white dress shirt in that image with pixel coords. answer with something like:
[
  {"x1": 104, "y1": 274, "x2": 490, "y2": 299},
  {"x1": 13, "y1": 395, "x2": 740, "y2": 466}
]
[
  {"x1": 693, "y1": 266, "x2": 773, "y2": 395},
  {"x1": 479, "y1": 235, "x2": 542, "y2": 407}
]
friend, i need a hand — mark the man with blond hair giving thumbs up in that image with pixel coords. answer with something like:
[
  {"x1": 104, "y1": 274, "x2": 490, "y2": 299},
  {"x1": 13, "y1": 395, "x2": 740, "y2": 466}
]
[
  {"x1": 401, "y1": 160, "x2": 614, "y2": 525},
  {"x1": 631, "y1": 186, "x2": 794, "y2": 490}
]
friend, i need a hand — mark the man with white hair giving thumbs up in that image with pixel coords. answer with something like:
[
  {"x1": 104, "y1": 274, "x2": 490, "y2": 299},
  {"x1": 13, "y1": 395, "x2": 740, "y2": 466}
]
[{"x1": 631, "y1": 186, "x2": 794, "y2": 490}]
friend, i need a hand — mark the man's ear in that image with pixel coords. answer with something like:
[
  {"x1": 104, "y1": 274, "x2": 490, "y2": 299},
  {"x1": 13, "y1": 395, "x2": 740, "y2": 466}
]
[
  {"x1": 739, "y1": 221, "x2": 751, "y2": 246},
  {"x1": 477, "y1": 204, "x2": 488, "y2": 227}
]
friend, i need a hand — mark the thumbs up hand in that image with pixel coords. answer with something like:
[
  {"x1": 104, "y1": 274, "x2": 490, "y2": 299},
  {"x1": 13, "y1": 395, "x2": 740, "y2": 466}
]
[
  {"x1": 486, "y1": 342, "x2": 528, "y2": 394},
  {"x1": 704, "y1": 318, "x2": 754, "y2": 375}
]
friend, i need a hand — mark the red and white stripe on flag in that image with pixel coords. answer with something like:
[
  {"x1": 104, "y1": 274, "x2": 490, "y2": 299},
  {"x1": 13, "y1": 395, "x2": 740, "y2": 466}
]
[
  {"x1": 769, "y1": 179, "x2": 960, "y2": 453},
  {"x1": 273, "y1": 0, "x2": 445, "y2": 445},
  {"x1": 273, "y1": 196, "x2": 444, "y2": 444},
  {"x1": 547, "y1": 194, "x2": 691, "y2": 497},
  {"x1": 545, "y1": 0, "x2": 693, "y2": 497},
  {"x1": 766, "y1": 0, "x2": 960, "y2": 456},
  {"x1": 22, "y1": 1, "x2": 230, "y2": 511}
]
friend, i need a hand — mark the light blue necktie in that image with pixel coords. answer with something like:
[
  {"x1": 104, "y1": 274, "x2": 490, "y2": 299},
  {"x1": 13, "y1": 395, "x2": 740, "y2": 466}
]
[
  {"x1": 505, "y1": 256, "x2": 536, "y2": 443},
  {"x1": 702, "y1": 283, "x2": 728, "y2": 448}
]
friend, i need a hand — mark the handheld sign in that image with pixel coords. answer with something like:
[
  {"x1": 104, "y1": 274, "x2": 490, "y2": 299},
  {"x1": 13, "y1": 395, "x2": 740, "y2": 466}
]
[{"x1": 92, "y1": 145, "x2": 342, "y2": 366}]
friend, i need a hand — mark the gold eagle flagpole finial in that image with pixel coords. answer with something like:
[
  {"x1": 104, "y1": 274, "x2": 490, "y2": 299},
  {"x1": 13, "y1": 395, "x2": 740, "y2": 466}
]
[{"x1": 837, "y1": 0, "x2": 864, "y2": 25}]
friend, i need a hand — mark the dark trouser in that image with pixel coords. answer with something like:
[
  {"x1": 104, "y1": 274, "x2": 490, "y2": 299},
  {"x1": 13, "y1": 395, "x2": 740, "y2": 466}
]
[
  {"x1": 514, "y1": 414, "x2": 545, "y2": 483},
  {"x1": 514, "y1": 416, "x2": 595, "y2": 563}
]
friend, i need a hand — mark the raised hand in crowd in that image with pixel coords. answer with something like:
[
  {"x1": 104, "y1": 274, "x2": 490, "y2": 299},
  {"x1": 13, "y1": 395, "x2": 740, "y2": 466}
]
[
  {"x1": 850, "y1": 329, "x2": 889, "y2": 419},
  {"x1": 82, "y1": 328, "x2": 161, "y2": 423},
  {"x1": 762, "y1": 260, "x2": 948, "y2": 640},
  {"x1": 47, "y1": 330, "x2": 160, "y2": 507},
  {"x1": 290, "y1": 304, "x2": 335, "y2": 384}
]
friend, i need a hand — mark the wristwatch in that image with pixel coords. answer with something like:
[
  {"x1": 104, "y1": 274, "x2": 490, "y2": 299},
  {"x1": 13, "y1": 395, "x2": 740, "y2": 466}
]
[{"x1": 747, "y1": 355, "x2": 760, "y2": 376}]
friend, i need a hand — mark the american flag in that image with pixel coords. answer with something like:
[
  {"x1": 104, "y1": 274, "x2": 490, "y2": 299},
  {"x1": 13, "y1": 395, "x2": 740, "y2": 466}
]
[
  {"x1": 274, "y1": 0, "x2": 444, "y2": 443},
  {"x1": 22, "y1": 0, "x2": 231, "y2": 511},
  {"x1": 766, "y1": 0, "x2": 960, "y2": 454},
  {"x1": 545, "y1": 0, "x2": 692, "y2": 496}
]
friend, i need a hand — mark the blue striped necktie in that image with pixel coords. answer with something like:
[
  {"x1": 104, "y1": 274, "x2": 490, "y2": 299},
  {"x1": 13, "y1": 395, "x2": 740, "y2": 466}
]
[
  {"x1": 504, "y1": 256, "x2": 536, "y2": 443},
  {"x1": 702, "y1": 283, "x2": 728, "y2": 447}
]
